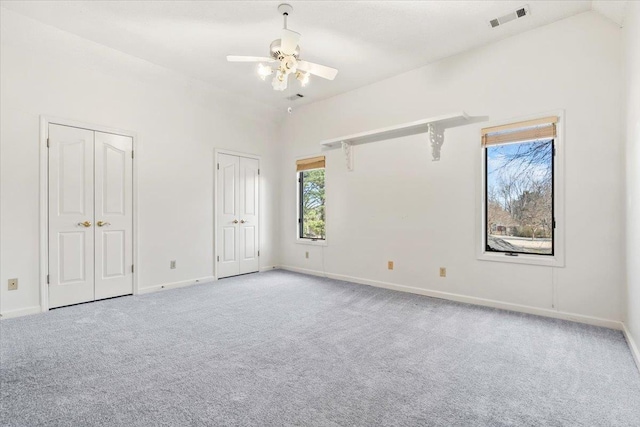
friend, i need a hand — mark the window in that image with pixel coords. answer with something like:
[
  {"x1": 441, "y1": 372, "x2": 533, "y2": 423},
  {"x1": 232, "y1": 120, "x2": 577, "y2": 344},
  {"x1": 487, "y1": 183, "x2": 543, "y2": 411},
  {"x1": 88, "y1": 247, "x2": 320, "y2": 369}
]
[
  {"x1": 482, "y1": 116, "x2": 557, "y2": 257},
  {"x1": 297, "y1": 156, "x2": 326, "y2": 241}
]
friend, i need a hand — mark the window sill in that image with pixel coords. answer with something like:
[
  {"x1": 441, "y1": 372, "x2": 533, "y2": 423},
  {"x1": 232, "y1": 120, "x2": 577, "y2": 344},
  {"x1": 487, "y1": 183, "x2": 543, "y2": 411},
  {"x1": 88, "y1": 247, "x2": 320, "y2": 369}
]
[
  {"x1": 477, "y1": 251, "x2": 564, "y2": 267},
  {"x1": 296, "y1": 239, "x2": 327, "y2": 247}
]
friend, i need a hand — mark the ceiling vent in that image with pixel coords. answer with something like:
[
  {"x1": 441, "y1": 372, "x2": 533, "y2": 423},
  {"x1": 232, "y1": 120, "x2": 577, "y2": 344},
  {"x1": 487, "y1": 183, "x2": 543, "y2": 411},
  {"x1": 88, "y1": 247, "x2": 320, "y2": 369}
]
[
  {"x1": 286, "y1": 93, "x2": 305, "y2": 101},
  {"x1": 489, "y1": 5, "x2": 530, "y2": 28}
]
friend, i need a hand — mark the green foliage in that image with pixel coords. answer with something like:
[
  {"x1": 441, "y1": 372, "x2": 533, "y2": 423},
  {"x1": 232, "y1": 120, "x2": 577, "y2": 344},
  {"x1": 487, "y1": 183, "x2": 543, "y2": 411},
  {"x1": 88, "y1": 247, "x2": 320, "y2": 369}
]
[
  {"x1": 512, "y1": 226, "x2": 551, "y2": 239},
  {"x1": 301, "y1": 169, "x2": 325, "y2": 239}
]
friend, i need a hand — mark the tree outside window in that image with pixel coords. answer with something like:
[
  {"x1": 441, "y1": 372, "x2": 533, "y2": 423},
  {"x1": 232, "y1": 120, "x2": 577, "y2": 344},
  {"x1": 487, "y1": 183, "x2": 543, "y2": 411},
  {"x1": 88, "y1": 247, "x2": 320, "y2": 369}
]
[
  {"x1": 299, "y1": 169, "x2": 325, "y2": 240},
  {"x1": 486, "y1": 139, "x2": 553, "y2": 255}
]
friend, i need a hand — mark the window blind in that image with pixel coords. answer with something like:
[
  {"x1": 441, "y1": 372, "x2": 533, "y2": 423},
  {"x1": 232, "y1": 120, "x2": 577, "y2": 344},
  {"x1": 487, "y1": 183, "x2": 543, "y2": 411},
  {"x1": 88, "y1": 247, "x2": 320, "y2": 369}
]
[
  {"x1": 296, "y1": 156, "x2": 325, "y2": 172},
  {"x1": 481, "y1": 116, "x2": 558, "y2": 146}
]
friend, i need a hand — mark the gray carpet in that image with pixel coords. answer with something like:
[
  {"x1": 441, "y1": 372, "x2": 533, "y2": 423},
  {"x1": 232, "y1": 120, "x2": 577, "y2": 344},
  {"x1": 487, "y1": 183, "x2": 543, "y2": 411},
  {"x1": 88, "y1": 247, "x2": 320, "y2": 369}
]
[{"x1": 1, "y1": 270, "x2": 639, "y2": 427}]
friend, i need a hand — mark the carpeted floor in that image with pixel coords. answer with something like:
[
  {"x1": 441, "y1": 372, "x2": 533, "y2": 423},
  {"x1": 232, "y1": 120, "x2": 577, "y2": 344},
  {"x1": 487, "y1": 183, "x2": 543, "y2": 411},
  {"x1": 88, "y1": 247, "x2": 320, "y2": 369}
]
[{"x1": 1, "y1": 270, "x2": 639, "y2": 426}]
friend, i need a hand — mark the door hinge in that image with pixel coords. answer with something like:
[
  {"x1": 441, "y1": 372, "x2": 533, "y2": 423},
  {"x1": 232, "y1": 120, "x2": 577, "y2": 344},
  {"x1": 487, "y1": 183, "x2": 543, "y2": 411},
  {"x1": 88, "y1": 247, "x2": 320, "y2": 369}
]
[
  {"x1": 258, "y1": 169, "x2": 260, "y2": 175},
  {"x1": 46, "y1": 138, "x2": 50, "y2": 148},
  {"x1": 217, "y1": 256, "x2": 220, "y2": 262},
  {"x1": 131, "y1": 264, "x2": 134, "y2": 273},
  {"x1": 131, "y1": 151, "x2": 134, "y2": 159},
  {"x1": 553, "y1": 218, "x2": 557, "y2": 229},
  {"x1": 46, "y1": 274, "x2": 50, "y2": 284},
  {"x1": 217, "y1": 163, "x2": 219, "y2": 170},
  {"x1": 258, "y1": 250, "x2": 260, "y2": 257},
  {"x1": 553, "y1": 146, "x2": 556, "y2": 156}
]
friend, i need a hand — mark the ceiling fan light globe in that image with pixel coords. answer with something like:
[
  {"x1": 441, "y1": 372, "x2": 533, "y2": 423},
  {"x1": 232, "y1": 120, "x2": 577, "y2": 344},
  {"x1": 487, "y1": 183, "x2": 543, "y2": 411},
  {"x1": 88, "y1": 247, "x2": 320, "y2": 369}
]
[
  {"x1": 296, "y1": 71, "x2": 310, "y2": 87},
  {"x1": 257, "y1": 63, "x2": 273, "y2": 81},
  {"x1": 271, "y1": 75, "x2": 288, "y2": 91}
]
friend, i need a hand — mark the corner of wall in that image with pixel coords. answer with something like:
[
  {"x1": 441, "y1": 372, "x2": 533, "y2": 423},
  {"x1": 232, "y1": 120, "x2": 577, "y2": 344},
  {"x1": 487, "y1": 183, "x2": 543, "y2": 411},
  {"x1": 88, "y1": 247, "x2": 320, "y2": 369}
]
[{"x1": 623, "y1": 0, "x2": 640, "y2": 365}]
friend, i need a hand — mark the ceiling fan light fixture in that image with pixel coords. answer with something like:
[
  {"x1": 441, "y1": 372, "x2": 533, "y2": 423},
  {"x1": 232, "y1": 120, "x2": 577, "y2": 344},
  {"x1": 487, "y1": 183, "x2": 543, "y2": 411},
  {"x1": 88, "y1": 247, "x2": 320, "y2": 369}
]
[
  {"x1": 227, "y1": 3, "x2": 338, "y2": 93},
  {"x1": 272, "y1": 70, "x2": 288, "y2": 91},
  {"x1": 257, "y1": 63, "x2": 273, "y2": 81},
  {"x1": 296, "y1": 71, "x2": 310, "y2": 87},
  {"x1": 282, "y1": 55, "x2": 298, "y2": 74}
]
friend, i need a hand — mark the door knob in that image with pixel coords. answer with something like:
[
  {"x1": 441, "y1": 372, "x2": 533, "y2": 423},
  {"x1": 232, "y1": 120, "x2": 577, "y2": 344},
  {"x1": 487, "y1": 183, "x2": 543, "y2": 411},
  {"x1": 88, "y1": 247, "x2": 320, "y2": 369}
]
[
  {"x1": 97, "y1": 221, "x2": 111, "y2": 227},
  {"x1": 240, "y1": 220, "x2": 247, "y2": 224},
  {"x1": 232, "y1": 219, "x2": 239, "y2": 224},
  {"x1": 78, "y1": 221, "x2": 92, "y2": 227}
]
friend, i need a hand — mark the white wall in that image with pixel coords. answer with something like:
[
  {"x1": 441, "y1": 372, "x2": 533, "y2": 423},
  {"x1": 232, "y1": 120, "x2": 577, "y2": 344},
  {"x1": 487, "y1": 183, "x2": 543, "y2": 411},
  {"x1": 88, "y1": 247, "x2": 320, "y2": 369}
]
[
  {"x1": 278, "y1": 11, "x2": 626, "y2": 325},
  {"x1": 1, "y1": 8, "x2": 631, "y2": 329},
  {"x1": 624, "y1": 2, "x2": 640, "y2": 357},
  {"x1": 0, "y1": 9, "x2": 281, "y2": 317}
]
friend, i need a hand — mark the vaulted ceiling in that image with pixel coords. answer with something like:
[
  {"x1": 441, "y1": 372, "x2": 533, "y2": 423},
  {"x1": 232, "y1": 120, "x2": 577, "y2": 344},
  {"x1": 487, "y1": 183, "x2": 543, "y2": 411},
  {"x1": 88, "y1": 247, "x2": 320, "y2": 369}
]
[{"x1": 0, "y1": 1, "x2": 627, "y2": 109}]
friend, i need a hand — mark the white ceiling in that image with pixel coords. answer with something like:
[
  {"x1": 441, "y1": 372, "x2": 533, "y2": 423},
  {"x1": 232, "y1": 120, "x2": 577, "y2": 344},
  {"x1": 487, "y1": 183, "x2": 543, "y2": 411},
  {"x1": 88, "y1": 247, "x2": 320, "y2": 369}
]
[{"x1": 0, "y1": 1, "x2": 624, "y2": 109}]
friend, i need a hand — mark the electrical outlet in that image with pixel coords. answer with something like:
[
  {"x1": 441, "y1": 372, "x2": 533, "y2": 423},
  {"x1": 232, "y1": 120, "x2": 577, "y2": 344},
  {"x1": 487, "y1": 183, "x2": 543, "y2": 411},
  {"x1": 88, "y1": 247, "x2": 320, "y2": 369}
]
[
  {"x1": 305, "y1": 251, "x2": 309, "y2": 259},
  {"x1": 170, "y1": 260, "x2": 176, "y2": 269},
  {"x1": 8, "y1": 278, "x2": 18, "y2": 291},
  {"x1": 440, "y1": 267, "x2": 446, "y2": 277},
  {"x1": 388, "y1": 261, "x2": 394, "y2": 270}
]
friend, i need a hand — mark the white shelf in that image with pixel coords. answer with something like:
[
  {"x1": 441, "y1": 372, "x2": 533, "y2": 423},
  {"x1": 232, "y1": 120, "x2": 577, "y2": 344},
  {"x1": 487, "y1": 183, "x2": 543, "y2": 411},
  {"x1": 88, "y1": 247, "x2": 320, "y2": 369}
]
[
  {"x1": 320, "y1": 112, "x2": 468, "y2": 148},
  {"x1": 319, "y1": 112, "x2": 488, "y2": 169}
]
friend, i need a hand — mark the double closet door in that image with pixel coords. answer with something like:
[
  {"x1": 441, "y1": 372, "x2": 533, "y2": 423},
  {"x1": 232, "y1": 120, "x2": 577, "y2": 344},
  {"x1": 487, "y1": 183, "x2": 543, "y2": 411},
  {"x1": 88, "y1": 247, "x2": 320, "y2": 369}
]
[
  {"x1": 48, "y1": 124, "x2": 133, "y2": 309},
  {"x1": 217, "y1": 153, "x2": 259, "y2": 279}
]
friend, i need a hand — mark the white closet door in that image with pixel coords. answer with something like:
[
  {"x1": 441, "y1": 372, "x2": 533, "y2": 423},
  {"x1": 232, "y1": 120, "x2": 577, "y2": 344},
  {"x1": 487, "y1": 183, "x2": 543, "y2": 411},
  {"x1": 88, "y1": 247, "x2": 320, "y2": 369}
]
[
  {"x1": 48, "y1": 124, "x2": 95, "y2": 308},
  {"x1": 239, "y1": 157, "x2": 259, "y2": 274},
  {"x1": 94, "y1": 132, "x2": 133, "y2": 300},
  {"x1": 217, "y1": 153, "x2": 240, "y2": 278}
]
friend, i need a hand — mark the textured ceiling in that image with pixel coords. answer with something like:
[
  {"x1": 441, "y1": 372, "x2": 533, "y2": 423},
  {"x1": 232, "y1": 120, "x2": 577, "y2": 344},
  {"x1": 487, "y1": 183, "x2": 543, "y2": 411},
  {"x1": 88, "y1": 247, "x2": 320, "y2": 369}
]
[{"x1": 1, "y1": 1, "x2": 604, "y2": 109}]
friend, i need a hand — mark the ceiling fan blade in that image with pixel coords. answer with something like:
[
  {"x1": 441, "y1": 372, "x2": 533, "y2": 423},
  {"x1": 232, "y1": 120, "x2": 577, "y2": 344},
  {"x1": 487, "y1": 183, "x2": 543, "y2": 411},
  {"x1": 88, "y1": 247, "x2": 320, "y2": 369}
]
[
  {"x1": 227, "y1": 56, "x2": 275, "y2": 63},
  {"x1": 281, "y1": 29, "x2": 301, "y2": 55},
  {"x1": 297, "y1": 60, "x2": 338, "y2": 80}
]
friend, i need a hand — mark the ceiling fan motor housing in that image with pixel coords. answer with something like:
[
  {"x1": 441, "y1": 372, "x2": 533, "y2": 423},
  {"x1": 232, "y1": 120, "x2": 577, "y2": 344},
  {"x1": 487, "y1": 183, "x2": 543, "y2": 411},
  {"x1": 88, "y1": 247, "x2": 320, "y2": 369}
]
[{"x1": 270, "y1": 39, "x2": 300, "y2": 60}]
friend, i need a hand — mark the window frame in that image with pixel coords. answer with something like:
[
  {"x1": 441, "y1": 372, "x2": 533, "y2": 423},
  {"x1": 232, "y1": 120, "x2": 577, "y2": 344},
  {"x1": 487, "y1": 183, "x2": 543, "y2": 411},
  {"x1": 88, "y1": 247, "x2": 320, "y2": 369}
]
[
  {"x1": 484, "y1": 138, "x2": 555, "y2": 257},
  {"x1": 477, "y1": 111, "x2": 565, "y2": 267},
  {"x1": 296, "y1": 158, "x2": 327, "y2": 246}
]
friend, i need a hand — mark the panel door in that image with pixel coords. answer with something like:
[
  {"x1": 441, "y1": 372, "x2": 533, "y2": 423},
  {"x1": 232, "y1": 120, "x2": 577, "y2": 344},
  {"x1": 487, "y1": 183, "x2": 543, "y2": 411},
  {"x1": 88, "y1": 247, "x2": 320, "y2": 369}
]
[
  {"x1": 48, "y1": 124, "x2": 95, "y2": 308},
  {"x1": 239, "y1": 157, "x2": 259, "y2": 275},
  {"x1": 94, "y1": 132, "x2": 133, "y2": 300},
  {"x1": 217, "y1": 154, "x2": 240, "y2": 278}
]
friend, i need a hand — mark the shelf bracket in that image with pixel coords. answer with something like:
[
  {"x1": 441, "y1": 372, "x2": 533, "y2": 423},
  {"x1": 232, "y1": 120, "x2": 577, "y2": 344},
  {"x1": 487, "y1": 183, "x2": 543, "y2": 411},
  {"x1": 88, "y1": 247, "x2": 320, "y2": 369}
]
[
  {"x1": 341, "y1": 141, "x2": 354, "y2": 171},
  {"x1": 428, "y1": 123, "x2": 445, "y2": 161}
]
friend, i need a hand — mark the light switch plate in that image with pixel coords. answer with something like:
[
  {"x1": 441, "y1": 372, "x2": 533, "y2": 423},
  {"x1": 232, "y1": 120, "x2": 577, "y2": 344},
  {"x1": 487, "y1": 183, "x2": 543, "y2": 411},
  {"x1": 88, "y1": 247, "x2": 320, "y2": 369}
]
[
  {"x1": 170, "y1": 260, "x2": 176, "y2": 269},
  {"x1": 8, "y1": 278, "x2": 18, "y2": 291},
  {"x1": 388, "y1": 261, "x2": 394, "y2": 270}
]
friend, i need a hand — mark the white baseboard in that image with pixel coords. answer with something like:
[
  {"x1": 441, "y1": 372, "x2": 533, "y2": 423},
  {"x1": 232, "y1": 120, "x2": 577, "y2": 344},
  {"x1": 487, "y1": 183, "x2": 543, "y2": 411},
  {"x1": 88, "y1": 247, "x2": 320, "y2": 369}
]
[
  {"x1": 0, "y1": 305, "x2": 43, "y2": 319},
  {"x1": 622, "y1": 323, "x2": 640, "y2": 373},
  {"x1": 277, "y1": 265, "x2": 623, "y2": 330},
  {"x1": 133, "y1": 268, "x2": 278, "y2": 295},
  {"x1": 1, "y1": 269, "x2": 276, "y2": 319},
  {"x1": 137, "y1": 275, "x2": 216, "y2": 295}
]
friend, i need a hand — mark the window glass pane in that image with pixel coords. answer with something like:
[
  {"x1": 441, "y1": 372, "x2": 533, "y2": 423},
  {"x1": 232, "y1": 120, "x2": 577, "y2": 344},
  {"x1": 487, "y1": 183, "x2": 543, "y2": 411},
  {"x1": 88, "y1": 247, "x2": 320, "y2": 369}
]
[
  {"x1": 486, "y1": 139, "x2": 553, "y2": 255},
  {"x1": 300, "y1": 169, "x2": 325, "y2": 240}
]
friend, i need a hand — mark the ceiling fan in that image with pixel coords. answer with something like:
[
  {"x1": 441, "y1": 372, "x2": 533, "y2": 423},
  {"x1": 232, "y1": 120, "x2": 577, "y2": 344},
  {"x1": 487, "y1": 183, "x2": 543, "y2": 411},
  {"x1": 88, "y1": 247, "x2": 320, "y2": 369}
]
[{"x1": 227, "y1": 3, "x2": 338, "y2": 91}]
